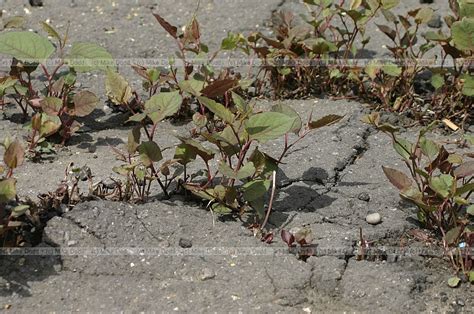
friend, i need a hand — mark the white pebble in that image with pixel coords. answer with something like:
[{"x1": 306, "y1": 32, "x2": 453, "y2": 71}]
[{"x1": 366, "y1": 213, "x2": 382, "y2": 225}]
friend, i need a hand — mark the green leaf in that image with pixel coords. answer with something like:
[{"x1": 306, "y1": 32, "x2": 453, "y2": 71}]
[
  {"x1": 145, "y1": 91, "x2": 182, "y2": 124},
  {"x1": 0, "y1": 31, "x2": 55, "y2": 62},
  {"x1": 66, "y1": 42, "x2": 115, "y2": 72},
  {"x1": 469, "y1": 271, "x2": 474, "y2": 284},
  {"x1": 447, "y1": 276, "x2": 461, "y2": 288},
  {"x1": 456, "y1": 183, "x2": 474, "y2": 196},
  {"x1": 0, "y1": 76, "x2": 18, "y2": 97},
  {"x1": 350, "y1": 0, "x2": 362, "y2": 10},
  {"x1": 178, "y1": 79, "x2": 205, "y2": 96},
  {"x1": 459, "y1": 0, "x2": 474, "y2": 18},
  {"x1": 242, "y1": 179, "x2": 271, "y2": 202},
  {"x1": 105, "y1": 70, "x2": 132, "y2": 105},
  {"x1": 308, "y1": 114, "x2": 344, "y2": 129},
  {"x1": 211, "y1": 203, "x2": 233, "y2": 215},
  {"x1": 40, "y1": 97, "x2": 62, "y2": 116},
  {"x1": 237, "y1": 162, "x2": 256, "y2": 179},
  {"x1": 466, "y1": 205, "x2": 474, "y2": 216},
  {"x1": 221, "y1": 32, "x2": 240, "y2": 50},
  {"x1": 415, "y1": 7, "x2": 433, "y2": 24},
  {"x1": 113, "y1": 164, "x2": 136, "y2": 176},
  {"x1": 4, "y1": 16, "x2": 26, "y2": 29},
  {"x1": 138, "y1": 141, "x2": 163, "y2": 167},
  {"x1": 429, "y1": 174, "x2": 454, "y2": 198},
  {"x1": 461, "y1": 74, "x2": 474, "y2": 96},
  {"x1": 271, "y1": 103, "x2": 302, "y2": 134},
  {"x1": 419, "y1": 137, "x2": 439, "y2": 160},
  {"x1": 245, "y1": 112, "x2": 296, "y2": 143},
  {"x1": 454, "y1": 196, "x2": 469, "y2": 205},
  {"x1": 127, "y1": 113, "x2": 146, "y2": 123},
  {"x1": 381, "y1": 0, "x2": 400, "y2": 10},
  {"x1": 451, "y1": 18, "x2": 474, "y2": 51},
  {"x1": 303, "y1": 38, "x2": 337, "y2": 54},
  {"x1": 174, "y1": 143, "x2": 197, "y2": 165},
  {"x1": 39, "y1": 114, "x2": 61, "y2": 137},
  {"x1": 4, "y1": 140, "x2": 24, "y2": 170},
  {"x1": 365, "y1": 61, "x2": 381, "y2": 79},
  {"x1": 218, "y1": 162, "x2": 237, "y2": 179},
  {"x1": 249, "y1": 148, "x2": 278, "y2": 177},
  {"x1": 127, "y1": 127, "x2": 141, "y2": 154},
  {"x1": 11, "y1": 205, "x2": 29, "y2": 218},
  {"x1": 393, "y1": 138, "x2": 412, "y2": 160},
  {"x1": 424, "y1": 31, "x2": 449, "y2": 41},
  {"x1": 382, "y1": 62, "x2": 402, "y2": 76},
  {"x1": 445, "y1": 226, "x2": 462, "y2": 245},
  {"x1": 0, "y1": 178, "x2": 16, "y2": 203},
  {"x1": 177, "y1": 137, "x2": 215, "y2": 162},
  {"x1": 231, "y1": 92, "x2": 252, "y2": 116},
  {"x1": 73, "y1": 91, "x2": 98, "y2": 117},
  {"x1": 431, "y1": 74, "x2": 445, "y2": 89},
  {"x1": 465, "y1": 134, "x2": 474, "y2": 145},
  {"x1": 382, "y1": 166, "x2": 412, "y2": 191},
  {"x1": 197, "y1": 96, "x2": 234, "y2": 124},
  {"x1": 40, "y1": 21, "x2": 61, "y2": 43},
  {"x1": 447, "y1": 154, "x2": 463, "y2": 164}
]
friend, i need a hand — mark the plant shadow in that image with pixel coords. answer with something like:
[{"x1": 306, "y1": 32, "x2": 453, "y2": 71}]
[{"x1": 0, "y1": 245, "x2": 62, "y2": 298}]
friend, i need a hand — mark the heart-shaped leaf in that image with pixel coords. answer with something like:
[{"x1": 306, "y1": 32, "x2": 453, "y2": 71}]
[
  {"x1": 245, "y1": 112, "x2": 296, "y2": 143},
  {"x1": 66, "y1": 42, "x2": 114, "y2": 72},
  {"x1": 0, "y1": 178, "x2": 16, "y2": 203},
  {"x1": 4, "y1": 140, "x2": 24, "y2": 169},
  {"x1": 73, "y1": 91, "x2": 98, "y2": 117},
  {"x1": 105, "y1": 70, "x2": 132, "y2": 105},
  {"x1": 145, "y1": 91, "x2": 182, "y2": 124},
  {"x1": 197, "y1": 96, "x2": 234, "y2": 124},
  {"x1": 0, "y1": 31, "x2": 54, "y2": 62}
]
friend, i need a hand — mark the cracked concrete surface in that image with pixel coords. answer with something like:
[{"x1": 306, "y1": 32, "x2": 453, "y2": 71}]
[
  {"x1": 2, "y1": 97, "x2": 472, "y2": 312},
  {"x1": 0, "y1": 0, "x2": 473, "y2": 312}
]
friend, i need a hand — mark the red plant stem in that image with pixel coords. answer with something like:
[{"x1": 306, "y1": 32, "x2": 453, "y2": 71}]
[{"x1": 261, "y1": 170, "x2": 277, "y2": 230}]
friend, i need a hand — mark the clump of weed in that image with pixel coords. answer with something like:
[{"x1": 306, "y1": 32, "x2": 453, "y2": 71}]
[
  {"x1": 364, "y1": 112, "x2": 473, "y2": 285},
  {"x1": 0, "y1": 20, "x2": 114, "y2": 157}
]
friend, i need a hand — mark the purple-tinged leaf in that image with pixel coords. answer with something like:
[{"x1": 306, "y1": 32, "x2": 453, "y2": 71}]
[{"x1": 382, "y1": 166, "x2": 413, "y2": 190}]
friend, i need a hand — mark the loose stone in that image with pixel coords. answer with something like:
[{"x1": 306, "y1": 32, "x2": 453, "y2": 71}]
[{"x1": 366, "y1": 213, "x2": 382, "y2": 225}]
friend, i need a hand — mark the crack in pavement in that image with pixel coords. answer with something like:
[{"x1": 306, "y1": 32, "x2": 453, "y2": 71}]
[
  {"x1": 330, "y1": 126, "x2": 374, "y2": 188},
  {"x1": 264, "y1": 267, "x2": 278, "y2": 295},
  {"x1": 134, "y1": 207, "x2": 165, "y2": 243},
  {"x1": 61, "y1": 216, "x2": 106, "y2": 248}
]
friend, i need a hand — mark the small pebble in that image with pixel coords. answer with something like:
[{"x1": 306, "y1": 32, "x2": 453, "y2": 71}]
[
  {"x1": 67, "y1": 240, "x2": 77, "y2": 247},
  {"x1": 179, "y1": 238, "x2": 192, "y2": 248},
  {"x1": 456, "y1": 298, "x2": 465, "y2": 307},
  {"x1": 366, "y1": 213, "x2": 382, "y2": 225},
  {"x1": 199, "y1": 268, "x2": 215, "y2": 281},
  {"x1": 358, "y1": 192, "x2": 370, "y2": 202}
]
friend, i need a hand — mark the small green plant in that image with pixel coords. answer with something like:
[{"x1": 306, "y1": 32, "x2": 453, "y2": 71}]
[
  {"x1": 174, "y1": 94, "x2": 343, "y2": 229},
  {"x1": 105, "y1": 12, "x2": 248, "y2": 119},
  {"x1": 367, "y1": 6, "x2": 437, "y2": 111},
  {"x1": 248, "y1": 0, "x2": 381, "y2": 97},
  {"x1": 363, "y1": 112, "x2": 473, "y2": 284},
  {"x1": 423, "y1": 0, "x2": 473, "y2": 125},
  {"x1": 245, "y1": 0, "x2": 472, "y2": 126},
  {"x1": 0, "y1": 21, "x2": 114, "y2": 154},
  {"x1": 0, "y1": 137, "x2": 32, "y2": 246}
]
